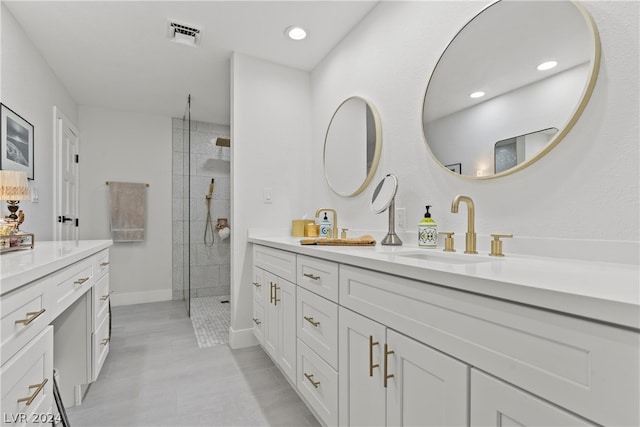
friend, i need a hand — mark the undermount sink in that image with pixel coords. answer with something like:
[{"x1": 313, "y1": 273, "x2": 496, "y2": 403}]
[{"x1": 396, "y1": 251, "x2": 498, "y2": 265}]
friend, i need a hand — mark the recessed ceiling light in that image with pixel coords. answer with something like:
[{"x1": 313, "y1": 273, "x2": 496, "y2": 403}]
[
  {"x1": 285, "y1": 26, "x2": 307, "y2": 41},
  {"x1": 469, "y1": 91, "x2": 485, "y2": 99},
  {"x1": 537, "y1": 60, "x2": 558, "y2": 71}
]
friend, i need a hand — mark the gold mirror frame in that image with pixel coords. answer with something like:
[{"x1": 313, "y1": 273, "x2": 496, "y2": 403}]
[
  {"x1": 421, "y1": 0, "x2": 601, "y2": 180},
  {"x1": 323, "y1": 96, "x2": 382, "y2": 197}
]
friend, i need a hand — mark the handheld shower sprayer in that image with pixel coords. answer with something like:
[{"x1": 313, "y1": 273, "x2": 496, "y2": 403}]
[{"x1": 204, "y1": 179, "x2": 215, "y2": 246}]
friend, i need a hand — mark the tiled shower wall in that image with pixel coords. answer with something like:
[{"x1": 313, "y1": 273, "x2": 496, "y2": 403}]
[{"x1": 172, "y1": 118, "x2": 231, "y2": 300}]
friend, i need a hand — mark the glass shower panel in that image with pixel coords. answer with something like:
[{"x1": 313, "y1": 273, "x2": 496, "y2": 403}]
[{"x1": 182, "y1": 95, "x2": 191, "y2": 316}]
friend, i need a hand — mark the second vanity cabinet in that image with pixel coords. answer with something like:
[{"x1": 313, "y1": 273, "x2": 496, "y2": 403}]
[{"x1": 251, "y1": 242, "x2": 639, "y2": 427}]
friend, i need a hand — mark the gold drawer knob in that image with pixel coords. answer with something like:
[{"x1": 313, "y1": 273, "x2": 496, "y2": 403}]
[
  {"x1": 17, "y1": 379, "x2": 48, "y2": 405},
  {"x1": 101, "y1": 337, "x2": 111, "y2": 346},
  {"x1": 252, "y1": 318, "x2": 262, "y2": 325},
  {"x1": 100, "y1": 291, "x2": 114, "y2": 301},
  {"x1": 74, "y1": 277, "x2": 90, "y2": 285},
  {"x1": 303, "y1": 316, "x2": 320, "y2": 327},
  {"x1": 252, "y1": 282, "x2": 261, "y2": 288},
  {"x1": 304, "y1": 373, "x2": 320, "y2": 389},
  {"x1": 15, "y1": 308, "x2": 46, "y2": 325},
  {"x1": 100, "y1": 261, "x2": 110, "y2": 267},
  {"x1": 303, "y1": 273, "x2": 321, "y2": 281}
]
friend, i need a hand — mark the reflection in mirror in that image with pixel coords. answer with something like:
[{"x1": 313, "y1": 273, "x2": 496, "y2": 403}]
[
  {"x1": 371, "y1": 174, "x2": 402, "y2": 246},
  {"x1": 494, "y1": 128, "x2": 558, "y2": 174},
  {"x1": 422, "y1": 0, "x2": 600, "y2": 178},
  {"x1": 324, "y1": 97, "x2": 382, "y2": 197}
]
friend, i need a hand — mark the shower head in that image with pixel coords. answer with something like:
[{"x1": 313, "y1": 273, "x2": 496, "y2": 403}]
[{"x1": 215, "y1": 137, "x2": 230, "y2": 147}]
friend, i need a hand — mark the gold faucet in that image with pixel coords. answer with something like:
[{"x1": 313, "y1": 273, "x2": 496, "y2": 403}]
[
  {"x1": 451, "y1": 195, "x2": 477, "y2": 254},
  {"x1": 315, "y1": 208, "x2": 338, "y2": 239}
]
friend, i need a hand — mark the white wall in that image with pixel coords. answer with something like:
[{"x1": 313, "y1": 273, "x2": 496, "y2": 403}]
[
  {"x1": 230, "y1": 53, "x2": 312, "y2": 347},
  {"x1": 310, "y1": 1, "x2": 639, "y2": 249},
  {"x1": 78, "y1": 105, "x2": 173, "y2": 305},
  {"x1": 1, "y1": 4, "x2": 78, "y2": 239}
]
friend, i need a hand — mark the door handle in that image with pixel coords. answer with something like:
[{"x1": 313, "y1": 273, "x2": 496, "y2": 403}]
[{"x1": 58, "y1": 216, "x2": 73, "y2": 223}]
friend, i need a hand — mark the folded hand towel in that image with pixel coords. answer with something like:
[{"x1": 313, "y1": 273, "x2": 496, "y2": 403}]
[{"x1": 109, "y1": 182, "x2": 146, "y2": 242}]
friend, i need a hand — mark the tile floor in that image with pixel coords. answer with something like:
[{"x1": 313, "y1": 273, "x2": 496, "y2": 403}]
[
  {"x1": 67, "y1": 300, "x2": 320, "y2": 427},
  {"x1": 190, "y1": 296, "x2": 231, "y2": 348}
]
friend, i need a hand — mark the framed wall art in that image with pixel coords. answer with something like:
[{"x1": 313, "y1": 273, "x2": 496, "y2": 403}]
[{"x1": 1, "y1": 104, "x2": 34, "y2": 179}]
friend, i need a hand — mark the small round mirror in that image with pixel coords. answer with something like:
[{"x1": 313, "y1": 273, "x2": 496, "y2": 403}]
[
  {"x1": 324, "y1": 97, "x2": 382, "y2": 197},
  {"x1": 371, "y1": 174, "x2": 398, "y2": 213}
]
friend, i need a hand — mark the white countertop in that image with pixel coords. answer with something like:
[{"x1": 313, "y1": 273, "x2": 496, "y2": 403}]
[
  {"x1": 1, "y1": 240, "x2": 113, "y2": 296},
  {"x1": 249, "y1": 235, "x2": 640, "y2": 330}
]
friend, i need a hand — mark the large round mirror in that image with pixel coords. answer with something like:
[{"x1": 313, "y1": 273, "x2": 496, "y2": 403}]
[
  {"x1": 422, "y1": 0, "x2": 600, "y2": 178},
  {"x1": 324, "y1": 97, "x2": 382, "y2": 196}
]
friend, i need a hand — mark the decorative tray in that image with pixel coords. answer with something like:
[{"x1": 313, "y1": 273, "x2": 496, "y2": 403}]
[{"x1": 0, "y1": 233, "x2": 35, "y2": 254}]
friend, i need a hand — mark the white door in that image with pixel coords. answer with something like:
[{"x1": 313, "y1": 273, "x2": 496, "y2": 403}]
[
  {"x1": 470, "y1": 369, "x2": 597, "y2": 426},
  {"x1": 386, "y1": 329, "x2": 469, "y2": 426},
  {"x1": 338, "y1": 307, "x2": 386, "y2": 427},
  {"x1": 278, "y1": 278, "x2": 296, "y2": 384},
  {"x1": 263, "y1": 271, "x2": 279, "y2": 362},
  {"x1": 54, "y1": 107, "x2": 79, "y2": 241}
]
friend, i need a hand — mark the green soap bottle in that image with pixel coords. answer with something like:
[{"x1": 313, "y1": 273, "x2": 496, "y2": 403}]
[{"x1": 418, "y1": 205, "x2": 437, "y2": 248}]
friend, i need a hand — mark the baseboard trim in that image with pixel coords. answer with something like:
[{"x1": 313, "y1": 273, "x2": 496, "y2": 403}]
[
  {"x1": 110, "y1": 289, "x2": 173, "y2": 307},
  {"x1": 228, "y1": 327, "x2": 258, "y2": 349}
]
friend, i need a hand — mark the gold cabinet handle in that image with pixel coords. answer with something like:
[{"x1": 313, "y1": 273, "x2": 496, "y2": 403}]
[
  {"x1": 101, "y1": 337, "x2": 111, "y2": 346},
  {"x1": 15, "y1": 308, "x2": 46, "y2": 325},
  {"x1": 304, "y1": 373, "x2": 320, "y2": 389},
  {"x1": 269, "y1": 282, "x2": 274, "y2": 304},
  {"x1": 369, "y1": 335, "x2": 379, "y2": 377},
  {"x1": 252, "y1": 318, "x2": 262, "y2": 325},
  {"x1": 273, "y1": 285, "x2": 280, "y2": 306},
  {"x1": 74, "y1": 277, "x2": 90, "y2": 285},
  {"x1": 384, "y1": 343, "x2": 395, "y2": 388},
  {"x1": 252, "y1": 281, "x2": 261, "y2": 287},
  {"x1": 304, "y1": 316, "x2": 320, "y2": 327},
  {"x1": 100, "y1": 291, "x2": 114, "y2": 301},
  {"x1": 303, "y1": 273, "x2": 320, "y2": 280},
  {"x1": 17, "y1": 379, "x2": 48, "y2": 405},
  {"x1": 100, "y1": 261, "x2": 110, "y2": 267}
]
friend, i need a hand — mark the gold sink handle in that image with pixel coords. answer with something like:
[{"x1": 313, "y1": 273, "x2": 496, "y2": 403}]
[
  {"x1": 438, "y1": 231, "x2": 455, "y2": 252},
  {"x1": 489, "y1": 234, "x2": 513, "y2": 257}
]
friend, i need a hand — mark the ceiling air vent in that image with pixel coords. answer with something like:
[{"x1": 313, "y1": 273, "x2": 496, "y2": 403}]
[{"x1": 168, "y1": 21, "x2": 201, "y2": 47}]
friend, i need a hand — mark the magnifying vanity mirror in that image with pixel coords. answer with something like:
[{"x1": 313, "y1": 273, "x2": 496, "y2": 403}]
[
  {"x1": 371, "y1": 174, "x2": 402, "y2": 246},
  {"x1": 422, "y1": 0, "x2": 600, "y2": 178},
  {"x1": 324, "y1": 96, "x2": 382, "y2": 196}
]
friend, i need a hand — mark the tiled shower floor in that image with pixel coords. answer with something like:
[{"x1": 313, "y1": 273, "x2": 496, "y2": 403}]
[{"x1": 190, "y1": 296, "x2": 230, "y2": 348}]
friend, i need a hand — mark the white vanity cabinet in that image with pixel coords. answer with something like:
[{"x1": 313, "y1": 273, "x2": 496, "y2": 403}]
[
  {"x1": 0, "y1": 240, "x2": 112, "y2": 421},
  {"x1": 254, "y1": 245, "x2": 297, "y2": 385},
  {"x1": 338, "y1": 307, "x2": 468, "y2": 427}
]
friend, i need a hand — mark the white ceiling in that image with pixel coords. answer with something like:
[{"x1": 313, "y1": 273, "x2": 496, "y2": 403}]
[{"x1": 4, "y1": 1, "x2": 378, "y2": 124}]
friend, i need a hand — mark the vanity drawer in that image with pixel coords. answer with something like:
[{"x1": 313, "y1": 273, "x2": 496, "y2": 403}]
[
  {"x1": 94, "y1": 249, "x2": 110, "y2": 281},
  {"x1": 93, "y1": 272, "x2": 110, "y2": 330},
  {"x1": 297, "y1": 339, "x2": 338, "y2": 427},
  {"x1": 1, "y1": 326, "x2": 54, "y2": 426},
  {"x1": 254, "y1": 245, "x2": 296, "y2": 283},
  {"x1": 297, "y1": 287, "x2": 338, "y2": 369},
  {"x1": 1, "y1": 278, "x2": 53, "y2": 366},
  {"x1": 252, "y1": 300, "x2": 265, "y2": 345},
  {"x1": 252, "y1": 267, "x2": 265, "y2": 306},
  {"x1": 339, "y1": 265, "x2": 639, "y2": 427},
  {"x1": 297, "y1": 255, "x2": 339, "y2": 302},
  {"x1": 53, "y1": 258, "x2": 94, "y2": 318},
  {"x1": 92, "y1": 313, "x2": 110, "y2": 381}
]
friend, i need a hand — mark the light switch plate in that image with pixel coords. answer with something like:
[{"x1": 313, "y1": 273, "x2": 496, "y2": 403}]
[
  {"x1": 396, "y1": 207, "x2": 406, "y2": 231},
  {"x1": 263, "y1": 187, "x2": 273, "y2": 204}
]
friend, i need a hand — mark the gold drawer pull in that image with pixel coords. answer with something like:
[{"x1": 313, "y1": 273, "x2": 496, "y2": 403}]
[
  {"x1": 303, "y1": 273, "x2": 320, "y2": 280},
  {"x1": 100, "y1": 291, "x2": 114, "y2": 301},
  {"x1": 384, "y1": 343, "x2": 395, "y2": 388},
  {"x1": 252, "y1": 282, "x2": 261, "y2": 287},
  {"x1": 369, "y1": 335, "x2": 379, "y2": 377},
  {"x1": 15, "y1": 308, "x2": 46, "y2": 325},
  {"x1": 101, "y1": 337, "x2": 111, "y2": 346},
  {"x1": 304, "y1": 316, "x2": 320, "y2": 327},
  {"x1": 74, "y1": 277, "x2": 90, "y2": 285},
  {"x1": 252, "y1": 318, "x2": 262, "y2": 325},
  {"x1": 273, "y1": 285, "x2": 280, "y2": 306},
  {"x1": 304, "y1": 373, "x2": 320, "y2": 389},
  {"x1": 100, "y1": 261, "x2": 110, "y2": 267},
  {"x1": 17, "y1": 378, "x2": 48, "y2": 405}
]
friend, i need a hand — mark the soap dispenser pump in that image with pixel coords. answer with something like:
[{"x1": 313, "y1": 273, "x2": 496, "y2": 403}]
[
  {"x1": 418, "y1": 205, "x2": 437, "y2": 248},
  {"x1": 320, "y1": 212, "x2": 331, "y2": 238}
]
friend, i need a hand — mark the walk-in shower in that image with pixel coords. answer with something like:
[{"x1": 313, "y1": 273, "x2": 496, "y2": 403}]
[{"x1": 172, "y1": 95, "x2": 231, "y2": 346}]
